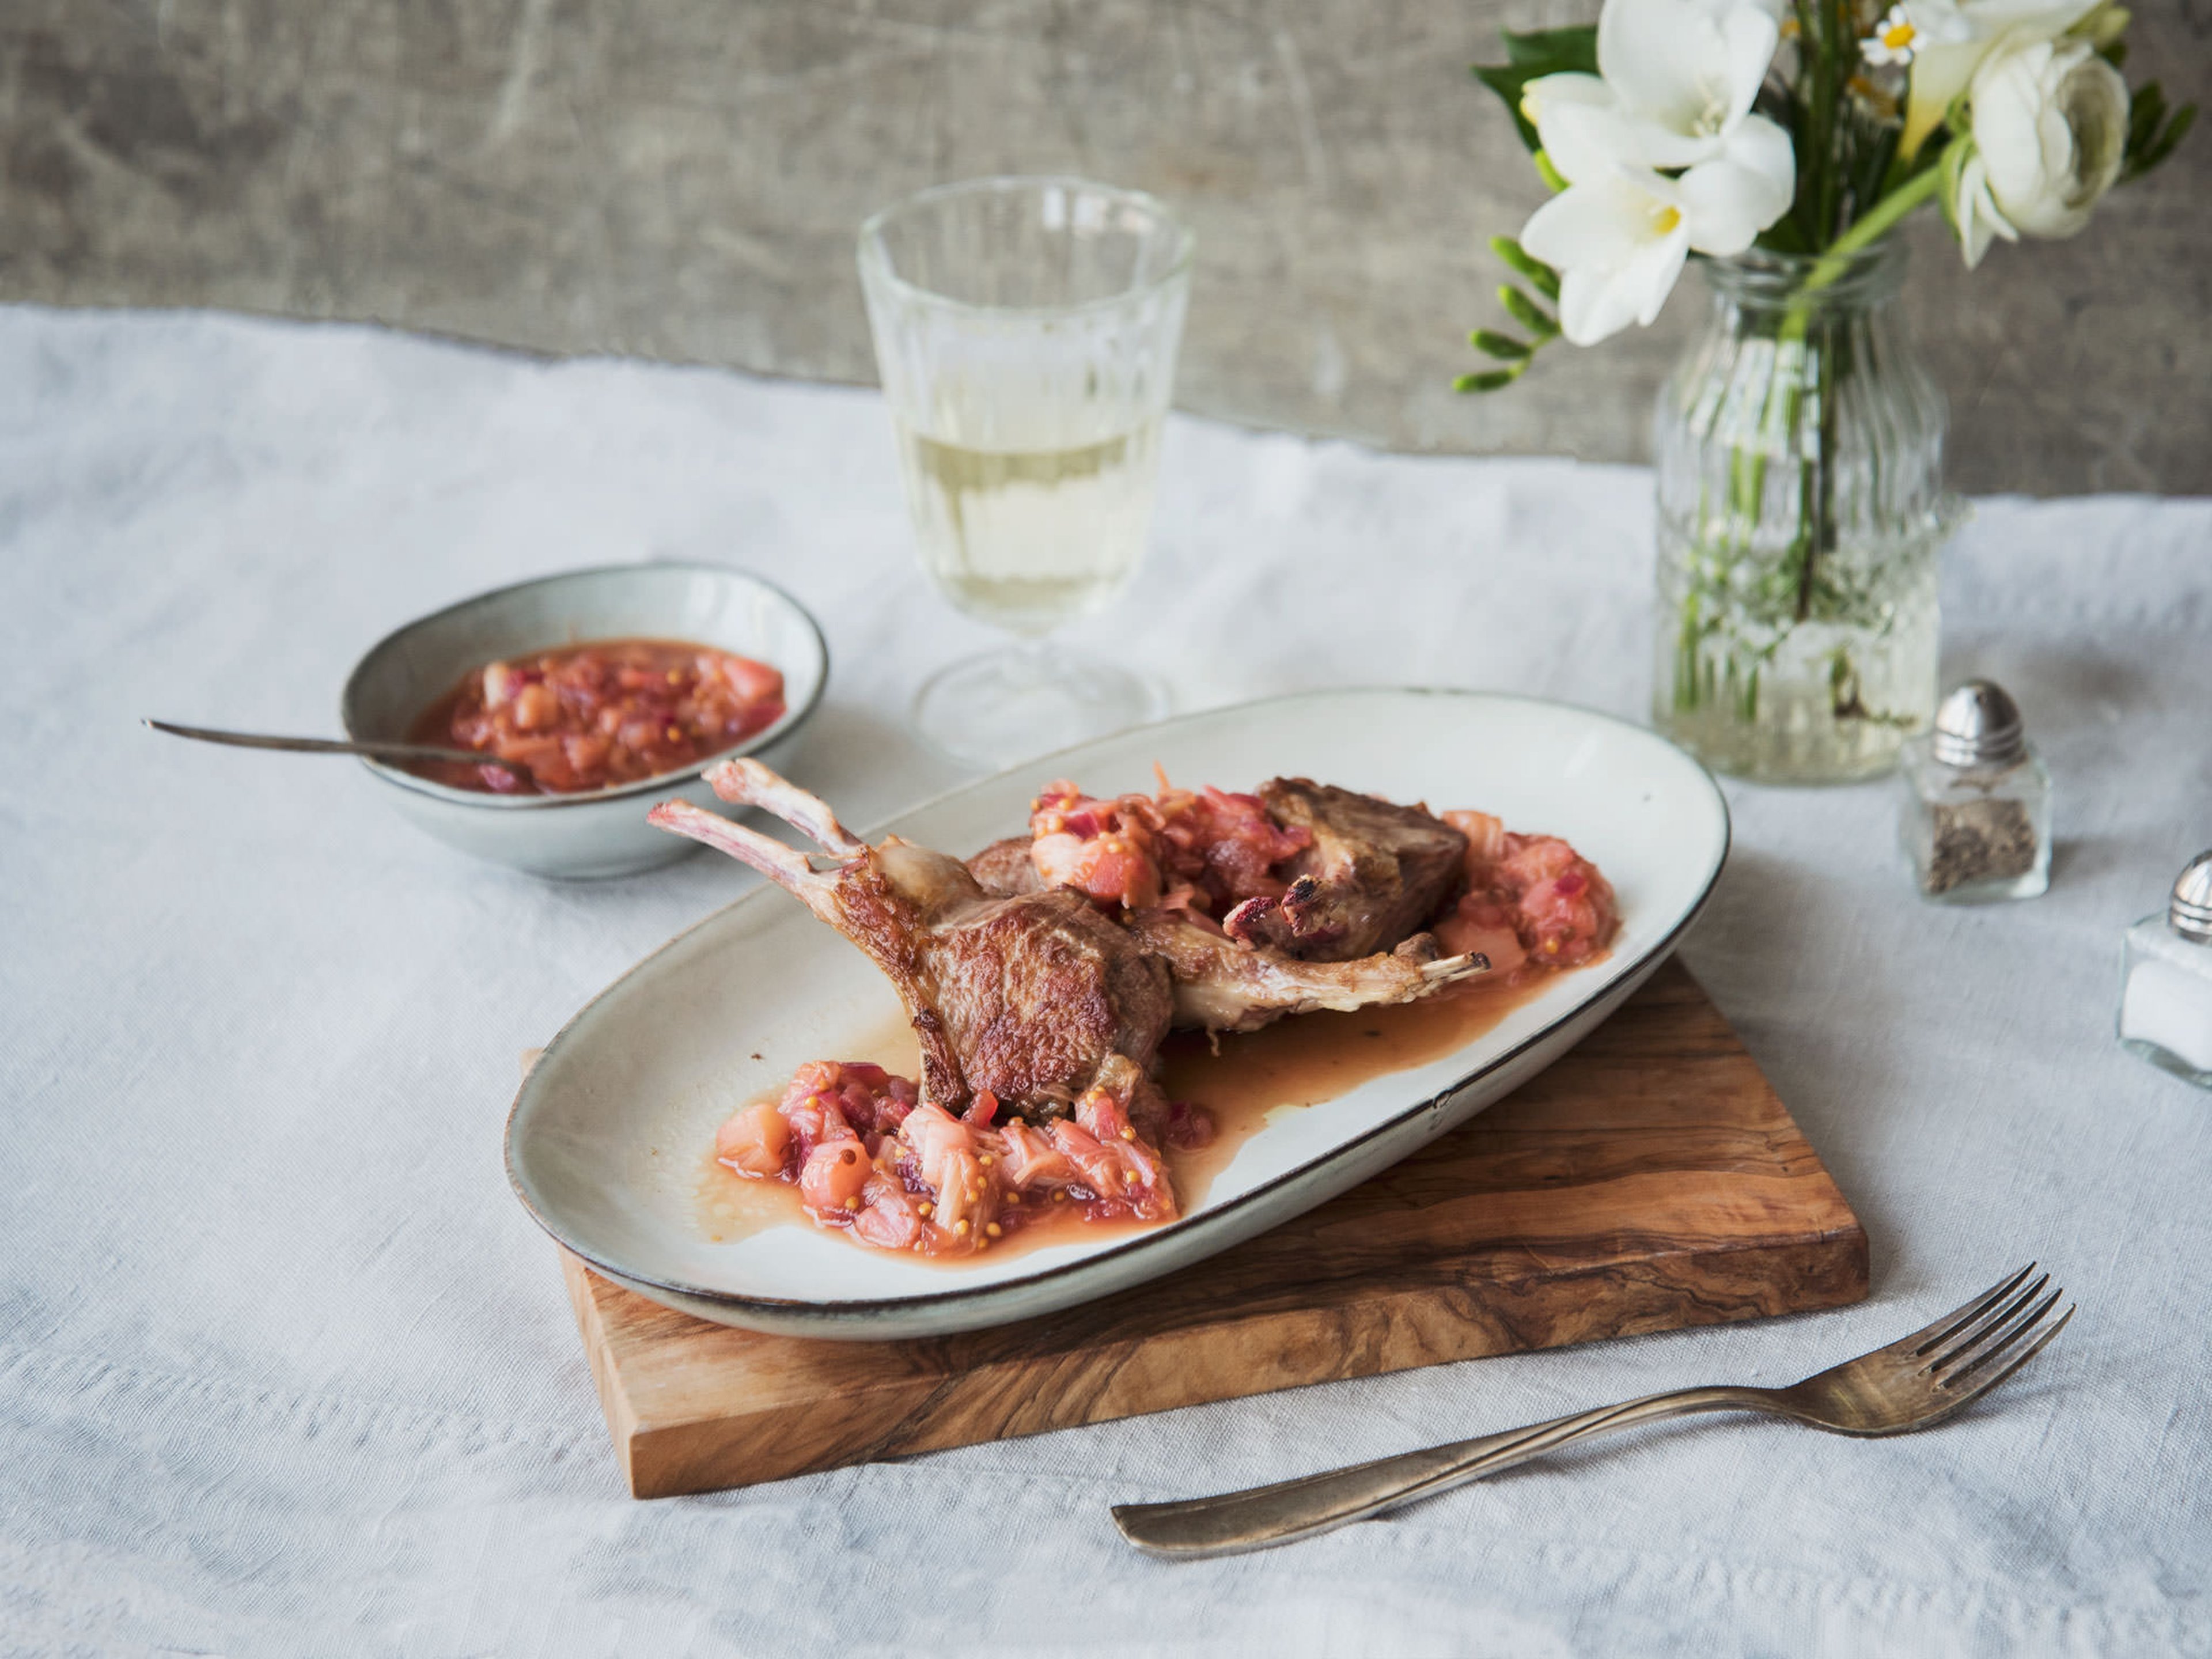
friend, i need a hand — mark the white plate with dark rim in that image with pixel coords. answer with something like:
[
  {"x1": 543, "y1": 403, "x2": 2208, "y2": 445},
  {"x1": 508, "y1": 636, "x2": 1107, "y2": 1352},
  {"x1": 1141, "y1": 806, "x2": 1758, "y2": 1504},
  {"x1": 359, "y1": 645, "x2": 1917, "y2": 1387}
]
[{"x1": 505, "y1": 688, "x2": 1729, "y2": 1339}]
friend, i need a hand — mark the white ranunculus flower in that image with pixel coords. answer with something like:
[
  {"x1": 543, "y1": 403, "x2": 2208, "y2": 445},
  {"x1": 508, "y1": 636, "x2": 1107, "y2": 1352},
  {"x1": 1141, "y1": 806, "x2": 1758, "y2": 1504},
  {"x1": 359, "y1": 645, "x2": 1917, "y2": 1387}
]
[
  {"x1": 1946, "y1": 35, "x2": 2128, "y2": 266},
  {"x1": 1898, "y1": 0, "x2": 2101, "y2": 157},
  {"x1": 1946, "y1": 149, "x2": 2016, "y2": 267}
]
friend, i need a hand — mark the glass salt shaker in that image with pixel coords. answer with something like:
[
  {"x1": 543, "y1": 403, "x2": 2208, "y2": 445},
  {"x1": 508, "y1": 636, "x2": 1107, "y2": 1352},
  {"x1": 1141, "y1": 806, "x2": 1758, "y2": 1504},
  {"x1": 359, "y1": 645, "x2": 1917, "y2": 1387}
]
[
  {"x1": 1896, "y1": 680, "x2": 2052, "y2": 903},
  {"x1": 2118, "y1": 851, "x2": 2212, "y2": 1090}
]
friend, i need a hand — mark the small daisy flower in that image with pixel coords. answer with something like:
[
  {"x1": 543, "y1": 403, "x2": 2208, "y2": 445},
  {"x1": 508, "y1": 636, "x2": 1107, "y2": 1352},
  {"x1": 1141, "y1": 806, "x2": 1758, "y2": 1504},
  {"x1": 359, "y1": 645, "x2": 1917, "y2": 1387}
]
[{"x1": 1862, "y1": 5, "x2": 1920, "y2": 66}]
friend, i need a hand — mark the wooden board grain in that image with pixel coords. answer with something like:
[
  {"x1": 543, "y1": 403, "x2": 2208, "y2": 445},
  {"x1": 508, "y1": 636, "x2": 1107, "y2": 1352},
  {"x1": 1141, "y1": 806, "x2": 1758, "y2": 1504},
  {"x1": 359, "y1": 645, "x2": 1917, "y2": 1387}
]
[{"x1": 559, "y1": 960, "x2": 1868, "y2": 1498}]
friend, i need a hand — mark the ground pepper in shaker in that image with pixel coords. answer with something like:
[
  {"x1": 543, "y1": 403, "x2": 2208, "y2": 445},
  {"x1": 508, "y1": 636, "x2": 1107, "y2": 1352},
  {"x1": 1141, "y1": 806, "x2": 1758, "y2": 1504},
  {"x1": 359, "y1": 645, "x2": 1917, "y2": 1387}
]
[
  {"x1": 2119, "y1": 852, "x2": 2212, "y2": 1090},
  {"x1": 1896, "y1": 680, "x2": 2052, "y2": 902}
]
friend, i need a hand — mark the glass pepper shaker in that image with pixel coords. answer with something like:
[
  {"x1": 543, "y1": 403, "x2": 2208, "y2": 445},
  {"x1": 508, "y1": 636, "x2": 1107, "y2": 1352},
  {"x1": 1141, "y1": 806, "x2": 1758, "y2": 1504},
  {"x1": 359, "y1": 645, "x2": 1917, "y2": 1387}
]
[
  {"x1": 2119, "y1": 851, "x2": 2212, "y2": 1089},
  {"x1": 1896, "y1": 680, "x2": 2052, "y2": 903}
]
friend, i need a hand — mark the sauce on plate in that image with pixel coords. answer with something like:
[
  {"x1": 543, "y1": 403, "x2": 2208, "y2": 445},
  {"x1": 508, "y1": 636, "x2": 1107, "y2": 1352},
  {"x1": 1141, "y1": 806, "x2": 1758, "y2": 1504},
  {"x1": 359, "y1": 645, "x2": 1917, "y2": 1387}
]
[
  {"x1": 695, "y1": 1149, "x2": 1151, "y2": 1263},
  {"x1": 694, "y1": 965, "x2": 1578, "y2": 1254},
  {"x1": 1159, "y1": 967, "x2": 1567, "y2": 1206}
]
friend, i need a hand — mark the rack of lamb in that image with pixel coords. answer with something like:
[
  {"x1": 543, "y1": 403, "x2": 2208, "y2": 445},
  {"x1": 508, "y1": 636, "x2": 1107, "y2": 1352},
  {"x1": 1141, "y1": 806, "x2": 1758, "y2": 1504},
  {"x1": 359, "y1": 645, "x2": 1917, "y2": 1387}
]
[{"x1": 649, "y1": 760, "x2": 1613, "y2": 1258}]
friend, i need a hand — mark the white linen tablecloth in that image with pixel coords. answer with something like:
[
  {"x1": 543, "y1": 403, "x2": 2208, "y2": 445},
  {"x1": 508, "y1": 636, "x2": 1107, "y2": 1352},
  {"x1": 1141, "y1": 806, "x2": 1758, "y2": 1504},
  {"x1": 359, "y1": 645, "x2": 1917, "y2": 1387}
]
[{"x1": 3, "y1": 307, "x2": 2209, "y2": 1658}]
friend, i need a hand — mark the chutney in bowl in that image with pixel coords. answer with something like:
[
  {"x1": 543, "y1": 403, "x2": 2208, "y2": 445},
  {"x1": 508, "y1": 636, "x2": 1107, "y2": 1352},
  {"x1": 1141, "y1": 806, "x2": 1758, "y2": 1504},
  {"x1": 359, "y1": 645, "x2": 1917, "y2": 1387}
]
[{"x1": 342, "y1": 563, "x2": 827, "y2": 878}]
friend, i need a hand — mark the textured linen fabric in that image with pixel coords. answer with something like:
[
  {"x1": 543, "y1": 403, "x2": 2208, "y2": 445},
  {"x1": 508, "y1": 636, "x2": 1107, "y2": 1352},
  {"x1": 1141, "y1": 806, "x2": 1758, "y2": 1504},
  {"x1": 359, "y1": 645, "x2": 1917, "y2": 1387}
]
[{"x1": 2, "y1": 306, "x2": 2208, "y2": 1658}]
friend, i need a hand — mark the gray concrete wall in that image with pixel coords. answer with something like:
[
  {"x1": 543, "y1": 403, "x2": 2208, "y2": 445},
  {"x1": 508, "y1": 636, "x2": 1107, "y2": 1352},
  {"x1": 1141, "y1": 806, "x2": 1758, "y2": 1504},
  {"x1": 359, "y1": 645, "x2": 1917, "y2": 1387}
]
[{"x1": 4, "y1": 1, "x2": 2206, "y2": 494}]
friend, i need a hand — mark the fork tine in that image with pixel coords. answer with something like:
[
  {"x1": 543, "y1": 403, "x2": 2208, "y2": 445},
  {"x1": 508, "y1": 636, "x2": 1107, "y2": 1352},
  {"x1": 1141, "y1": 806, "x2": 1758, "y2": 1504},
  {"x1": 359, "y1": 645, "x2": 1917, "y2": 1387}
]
[
  {"x1": 1937, "y1": 1285, "x2": 2066, "y2": 1387},
  {"x1": 1922, "y1": 1272, "x2": 2051, "y2": 1372},
  {"x1": 1903, "y1": 1263, "x2": 2037, "y2": 1357},
  {"x1": 1938, "y1": 1304, "x2": 2074, "y2": 1410}
]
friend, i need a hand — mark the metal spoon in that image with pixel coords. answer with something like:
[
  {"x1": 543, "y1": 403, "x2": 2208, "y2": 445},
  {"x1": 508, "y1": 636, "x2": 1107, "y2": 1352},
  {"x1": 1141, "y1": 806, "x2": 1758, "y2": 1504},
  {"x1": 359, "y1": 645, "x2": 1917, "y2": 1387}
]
[{"x1": 142, "y1": 718, "x2": 538, "y2": 789}]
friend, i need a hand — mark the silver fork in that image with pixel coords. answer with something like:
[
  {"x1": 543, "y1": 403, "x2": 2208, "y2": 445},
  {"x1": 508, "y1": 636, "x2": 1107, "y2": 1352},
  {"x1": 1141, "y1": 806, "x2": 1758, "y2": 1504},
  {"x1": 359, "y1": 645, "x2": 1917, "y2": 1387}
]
[{"x1": 1113, "y1": 1264, "x2": 2073, "y2": 1558}]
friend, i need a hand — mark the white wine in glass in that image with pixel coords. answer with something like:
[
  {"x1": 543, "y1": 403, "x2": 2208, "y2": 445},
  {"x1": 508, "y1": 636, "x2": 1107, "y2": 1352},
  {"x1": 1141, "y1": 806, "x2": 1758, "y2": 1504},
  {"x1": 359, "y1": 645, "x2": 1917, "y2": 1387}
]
[
  {"x1": 859, "y1": 176, "x2": 1194, "y2": 766},
  {"x1": 893, "y1": 413, "x2": 1165, "y2": 637}
]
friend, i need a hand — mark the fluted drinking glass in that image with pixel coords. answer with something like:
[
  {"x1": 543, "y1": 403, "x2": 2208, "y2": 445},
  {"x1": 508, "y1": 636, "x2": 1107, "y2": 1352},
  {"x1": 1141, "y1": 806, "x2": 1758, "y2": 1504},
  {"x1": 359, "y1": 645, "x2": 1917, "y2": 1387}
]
[{"x1": 859, "y1": 176, "x2": 1194, "y2": 768}]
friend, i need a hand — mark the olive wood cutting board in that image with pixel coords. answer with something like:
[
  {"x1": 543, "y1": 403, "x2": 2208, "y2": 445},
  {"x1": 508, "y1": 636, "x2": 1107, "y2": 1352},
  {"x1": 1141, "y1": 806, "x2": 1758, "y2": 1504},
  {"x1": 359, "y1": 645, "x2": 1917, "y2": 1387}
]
[{"x1": 555, "y1": 959, "x2": 1867, "y2": 1499}]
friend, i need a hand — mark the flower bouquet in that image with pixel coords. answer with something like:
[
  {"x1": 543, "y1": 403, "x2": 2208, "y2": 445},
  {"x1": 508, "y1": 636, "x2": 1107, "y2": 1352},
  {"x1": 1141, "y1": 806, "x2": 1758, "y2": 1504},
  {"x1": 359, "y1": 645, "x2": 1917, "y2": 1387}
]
[{"x1": 1462, "y1": 1, "x2": 2192, "y2": 783}]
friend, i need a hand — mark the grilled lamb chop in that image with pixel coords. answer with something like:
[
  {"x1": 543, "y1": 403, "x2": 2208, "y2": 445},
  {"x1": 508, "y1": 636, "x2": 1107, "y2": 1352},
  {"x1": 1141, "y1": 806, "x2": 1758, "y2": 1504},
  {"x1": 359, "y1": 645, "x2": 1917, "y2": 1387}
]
[
  {"x1": 651, "y1": 762, "x2": 1172, "y2": 1122},
  {"x1": 967, "y1": 831, "x2": 1489, "y2": 1034},
  {"x1": 965, "y1": 834, "x2": 1043, "y2": 898},
  {"x1": 1219, "y1": 779, "x2": 1468, "y2": 962},
  {"x1": 1124, "y1": 910, "x2": 1487, "y2": 1034}
]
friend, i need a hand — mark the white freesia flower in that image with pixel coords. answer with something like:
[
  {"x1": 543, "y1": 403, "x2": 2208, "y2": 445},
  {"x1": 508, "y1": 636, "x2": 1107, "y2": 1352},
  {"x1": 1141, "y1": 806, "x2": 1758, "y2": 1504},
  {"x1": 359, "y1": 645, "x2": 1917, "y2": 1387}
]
[
  {"x1": 1520, "y1": 96, "x2": 1794, "y2": 343},
  {"x1": 1592, "y1": 0, "x2": 1784, "y2": 169},
  {"x1": 1898, "y1": 0, "x2": 2101, "y2": 157},
  {"x1": 1514, "y1": 0, "x2": 1795, "y2": 347},
  {"x1": 1946, "y1": 35, "x2": 2129, "y2": 266},
  {"x1": 1518, "y1": 70, "x2": 1619, "y2": 161},
  {"x1": 1521, "y1": 164, "x2": 1697, "y2": 343}
]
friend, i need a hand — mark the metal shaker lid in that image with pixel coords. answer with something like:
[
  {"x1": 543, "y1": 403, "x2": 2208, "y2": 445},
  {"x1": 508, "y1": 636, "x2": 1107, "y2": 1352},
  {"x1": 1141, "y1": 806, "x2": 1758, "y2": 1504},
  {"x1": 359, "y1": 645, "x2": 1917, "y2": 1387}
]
[
  {"x1": 1930, "y1": 680, "x2": 2028, "y2": 768},
  {"x1": 2172, "y1": 850, "x2": 2212, "y2": 944}
]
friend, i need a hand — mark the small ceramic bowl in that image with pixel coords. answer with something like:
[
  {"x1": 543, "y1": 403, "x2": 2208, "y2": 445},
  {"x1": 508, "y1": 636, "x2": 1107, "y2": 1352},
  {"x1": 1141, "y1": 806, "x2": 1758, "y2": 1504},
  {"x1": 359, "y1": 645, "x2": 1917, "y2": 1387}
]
[{"x1": 341, "y1": 563, "x2": 828, "y2": 879}]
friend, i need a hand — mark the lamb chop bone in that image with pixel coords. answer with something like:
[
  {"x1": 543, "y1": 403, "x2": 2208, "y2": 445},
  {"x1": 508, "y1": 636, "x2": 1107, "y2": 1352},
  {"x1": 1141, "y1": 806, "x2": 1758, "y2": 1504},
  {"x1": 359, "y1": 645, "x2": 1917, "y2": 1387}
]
[{"x1": 649, "y1": 763, "x2": 1173, "y2": 1122}]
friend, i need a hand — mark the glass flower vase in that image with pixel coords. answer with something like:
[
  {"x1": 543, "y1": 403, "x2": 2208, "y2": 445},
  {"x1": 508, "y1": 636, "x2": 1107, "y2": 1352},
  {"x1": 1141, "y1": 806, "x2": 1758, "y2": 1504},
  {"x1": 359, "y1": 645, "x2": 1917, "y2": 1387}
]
[{"x1": 1653, "y1": 241, "x2": 1957, "y2": 785}]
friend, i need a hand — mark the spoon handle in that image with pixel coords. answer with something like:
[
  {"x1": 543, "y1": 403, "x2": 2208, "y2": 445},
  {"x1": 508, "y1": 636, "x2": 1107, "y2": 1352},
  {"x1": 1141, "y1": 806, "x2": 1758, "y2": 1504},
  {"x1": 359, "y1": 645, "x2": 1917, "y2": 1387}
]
[{"x1": 142, "y1": 719, "x2": 533, "y2": 784}]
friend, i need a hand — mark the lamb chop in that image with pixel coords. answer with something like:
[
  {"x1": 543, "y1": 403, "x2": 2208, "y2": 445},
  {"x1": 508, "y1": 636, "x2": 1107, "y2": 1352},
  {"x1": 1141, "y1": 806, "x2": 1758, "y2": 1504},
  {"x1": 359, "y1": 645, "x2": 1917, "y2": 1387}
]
[
  {"x1": 649, "y1": 760, "x2": 1172, "y2": 1123},
  {"x1": 965, "y1": 831, "x2": 1491, "y2": 1035},
  {"x1": 965, "y1": 834, "x2": 1043, "y2": 901},
  {"x1": 1219, "y1": 779, "x2": 1469, "y2": 962},
  {"x1": 1123, "y1": 910, "x2": 1487, "y2": 1035}
]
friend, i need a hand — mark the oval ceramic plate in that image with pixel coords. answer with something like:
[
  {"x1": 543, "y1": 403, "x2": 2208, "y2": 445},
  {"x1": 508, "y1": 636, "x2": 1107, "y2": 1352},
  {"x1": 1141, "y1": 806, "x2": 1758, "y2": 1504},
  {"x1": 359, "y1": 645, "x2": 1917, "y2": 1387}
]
[{"x1": 505, "y1": 689, "x2": 1729, "y2": 1338}]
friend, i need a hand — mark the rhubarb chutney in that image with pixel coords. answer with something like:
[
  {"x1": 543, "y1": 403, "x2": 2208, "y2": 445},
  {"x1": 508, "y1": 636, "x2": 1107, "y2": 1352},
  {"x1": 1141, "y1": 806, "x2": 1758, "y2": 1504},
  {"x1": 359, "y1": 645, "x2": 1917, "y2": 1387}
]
[{"x1": 407, "y1": 637, "x2": 786, "y2": 794}]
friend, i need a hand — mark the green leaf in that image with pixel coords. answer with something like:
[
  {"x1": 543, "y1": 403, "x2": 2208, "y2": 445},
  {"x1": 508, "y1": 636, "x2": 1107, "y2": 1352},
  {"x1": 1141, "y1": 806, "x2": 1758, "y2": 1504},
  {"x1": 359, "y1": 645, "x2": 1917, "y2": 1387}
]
[
  {"x1": 2126, "y1": 81, "x2": 2167, "y2": 157},
  {"x1": 1488, "y1": 236, "x2": 1560, "y2": 300},
  {"x1": 1471, "y1": 66, "x2": 1543, "y2": 150},
  {"x1": 1471, "y1": 25, "x2": 1596, "y2": 151},
  {"x1": 1501, "y1": 26, "x2": 1598, "y2": 71},
  {"x1": 2138, "y1": 103, "x2": 2197, "y2": 176},
  {"x1": 1453, "y1": 367, "x2": 1524, "y2": 393},
  {"x1": 1753, "y1": 216, "x2": 1813, "y2": 256},
  {"x1": 2121, "y1": 82, "x2": 2197, "y2": 183},
  {"x1": 1498, "y1": 286, "x2": 1560, "y2": 339},
  {"x1": 1469, "y1": 329, "x2": 1532, "y2": 360}
]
